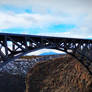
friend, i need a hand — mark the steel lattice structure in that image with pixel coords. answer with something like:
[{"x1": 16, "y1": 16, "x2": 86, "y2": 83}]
[{"x1": 0, "y1": 33, "x2": 92, "y2": 74}]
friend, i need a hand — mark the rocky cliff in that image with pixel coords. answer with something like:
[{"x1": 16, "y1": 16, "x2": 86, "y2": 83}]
[
  {"x1": 0, "y1": 55, "x2": 61, "y2": 92},
  {"x1": 26, "y1": 55, "x2": 92, "y2": 92}
]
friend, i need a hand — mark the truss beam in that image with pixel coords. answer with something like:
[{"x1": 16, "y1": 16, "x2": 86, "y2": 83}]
[{"x1": 0, "y1": 33, "x2": 92, "y2": 74}]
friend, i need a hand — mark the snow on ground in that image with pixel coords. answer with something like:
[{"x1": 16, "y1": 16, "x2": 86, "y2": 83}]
[{"x1": 0, "y1": 55, "x2": 61, "y2": 76}]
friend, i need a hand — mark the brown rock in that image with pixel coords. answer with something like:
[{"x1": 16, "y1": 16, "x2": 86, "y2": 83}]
[{"x1": 26, "y1": 55, "x2": 92, "y2": 92}]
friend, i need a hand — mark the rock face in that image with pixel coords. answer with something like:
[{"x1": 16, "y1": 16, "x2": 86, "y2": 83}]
[
  {"x1": 26, "y1": 55, "x2": 92, "y2": 92},
  {"x1": 0, "y1": 55, "x2": 61, "y2": 92}
]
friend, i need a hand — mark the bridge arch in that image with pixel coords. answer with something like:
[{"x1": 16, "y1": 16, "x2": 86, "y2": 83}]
[{"x1": 0, "y1": 33, "x2": 92, "y2": 74}]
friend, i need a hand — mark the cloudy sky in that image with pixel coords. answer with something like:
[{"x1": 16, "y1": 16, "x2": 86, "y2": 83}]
[
  {"x1": 0, "y1": 0, "x2": 92, "y2": 55},
  {"x1": 0, "y1": 0, "x2": 92, "y2": 39}
]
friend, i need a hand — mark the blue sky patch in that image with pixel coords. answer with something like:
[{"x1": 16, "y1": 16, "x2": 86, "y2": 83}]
[
  {"x1": 1, "y1": 24, "x2": 76, "y2": 35},
  {"x1": 48, "y1": 24, "x2": 76, "y2": 32},
  {"x1": 0, "y1": 5, "x2": 32, "y2": 14},
  {"x1": 2, "y1": 28, "x2": 25, "y2": 34}
]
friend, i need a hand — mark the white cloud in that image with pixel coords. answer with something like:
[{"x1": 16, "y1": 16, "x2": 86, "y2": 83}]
[
  {"x1": 0, "y1": 12, "x2": 32, "y2": 29},
  {"x1": 0, "y1": 0, "x2": 92, "y2": 14},
  {"x1": 0, "y1": 11, "x2": 91, "y2": 38},
  {"x1": 38, "y1": 28, "x2": 92, "y2": 39},
  {"x1": 0, "y1": 12, "x2": 77, "y2": 29}
]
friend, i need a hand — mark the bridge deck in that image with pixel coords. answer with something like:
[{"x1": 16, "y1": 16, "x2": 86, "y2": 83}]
[{"x1": 0, "y1": 33, "x2": 92, "y2": 43}]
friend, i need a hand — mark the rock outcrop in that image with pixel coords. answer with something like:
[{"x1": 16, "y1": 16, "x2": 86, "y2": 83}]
[{"x1": 26, "y1": 55, "x2": 92, "y2": 92}]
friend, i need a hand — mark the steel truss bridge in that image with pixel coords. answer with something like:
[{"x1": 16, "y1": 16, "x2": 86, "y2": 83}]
[{"x1": 0, "y1": 33, "x2": 92, "y2": 74}]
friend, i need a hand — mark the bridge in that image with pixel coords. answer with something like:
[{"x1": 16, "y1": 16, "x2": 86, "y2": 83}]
[{"x1": 0, "y1": 33, "x2": 92, "y2": 74}]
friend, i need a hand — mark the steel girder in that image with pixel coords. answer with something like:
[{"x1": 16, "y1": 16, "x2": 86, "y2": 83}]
[
  {"x1": 54, "y1": 40, "x2": 92, "y2": 74},
  {"x1": 0, "y1": 33, "x2": 92, "y2": 74}
]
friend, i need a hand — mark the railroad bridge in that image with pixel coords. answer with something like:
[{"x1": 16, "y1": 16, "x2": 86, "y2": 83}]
[{"x1": 0, "y1": 33, "x2": 92, "y2": 74}]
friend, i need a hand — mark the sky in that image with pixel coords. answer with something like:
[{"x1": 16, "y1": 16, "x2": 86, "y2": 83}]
[
  {"x1": 0, "y1": 0, "x2": 92, "y2": 55},
  {"x1": 0, "y1": 0, "x2": 92, "y2": 39}
]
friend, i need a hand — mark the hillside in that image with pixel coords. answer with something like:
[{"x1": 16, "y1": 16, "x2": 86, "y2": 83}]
[
  {"x1": 26, "y1": 55, "x2": 92, "y2": 92},
  {"x1": 0, "y1": 55, "x2": 61, "y2": 92}
]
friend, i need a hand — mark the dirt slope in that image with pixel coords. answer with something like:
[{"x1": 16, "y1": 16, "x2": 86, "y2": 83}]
[{"x1": 26, "y1": 55, "x2": 92, "y2": 92}]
